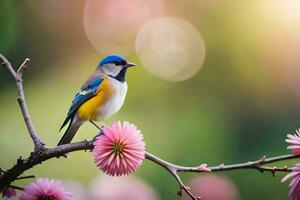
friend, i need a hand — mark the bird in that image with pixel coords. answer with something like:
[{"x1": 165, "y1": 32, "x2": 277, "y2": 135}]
[{"x1": 58, "y1": 54, "x2": 136, "y2": 146}]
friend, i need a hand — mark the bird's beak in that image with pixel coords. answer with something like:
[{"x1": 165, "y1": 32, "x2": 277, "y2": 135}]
[{"x1": 125, "y1": 62, "x2": 136, "y2": 68}]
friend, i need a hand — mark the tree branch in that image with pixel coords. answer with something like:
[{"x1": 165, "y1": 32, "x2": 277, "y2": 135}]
[
  {"x1": 0, "y1": 54, "x2": 44, "y2": 151},
  {"x1": 0, "y1": 139, "x2": 296, "y2": 200},
  {"x1": 0, "y1": 54, "x2": 298, "y2": 200},
  {"x1": 144, "y1": 152, "x2": 295, "y2": 199},
  {"x1": 0, "y1": 140, "x2": 93, "y2": 188}
]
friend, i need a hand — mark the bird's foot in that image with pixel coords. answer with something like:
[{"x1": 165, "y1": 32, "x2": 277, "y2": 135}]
[{"x1": 93, "y1": 128, "x2": 104, "y2": 140}]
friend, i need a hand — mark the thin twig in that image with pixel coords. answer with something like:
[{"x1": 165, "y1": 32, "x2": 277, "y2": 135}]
[
  {"x1": 172, "y1": 170, "x2": 201, "y2": 200},
  {"x1": 0, "y1": 54, "x2": 44, "y2": 151},
  {"x1": 15, "y1": 175, "x2": 35, "y2": 180},
  {"x1": 10, "y1": 185, "x2": 24, "y2": 191},
  {"x1": 17, "y1": 58, "x2": 30, "y2": 75},
  {"x1": 0, "y1": 54, "x2": 16, "y2": 77}
]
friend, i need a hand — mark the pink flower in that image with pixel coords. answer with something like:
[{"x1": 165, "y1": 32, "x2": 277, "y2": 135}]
[
  {"x1": 182, "y1": 175, "x2": 240, "y2": 200},
  {"x1": 89, "y1": 175, "x2": 158, "y2": 200},
  {"x1": 282, "y1": 164, "x2": 300, "y2": 200},
  {"x1": 93, "y1": 121, "x2": 145, "y2": 176},
  {"x1": 2, "y1": 187, "x2": 16, "y2": 198},
  {"x1": 19, "y1": 178, "x2": 72, "y2": 200},
  {"x1": 286, "y1": 129, "x2": 300, "y2": 155}
]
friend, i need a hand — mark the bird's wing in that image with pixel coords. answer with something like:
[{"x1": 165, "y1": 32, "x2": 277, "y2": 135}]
[
  {"x1": 60, "y1": 76, "x2": 104, "y2": 131},
  {"x1": 81, "y1": 71, "x2": 104, "y2": 90}
]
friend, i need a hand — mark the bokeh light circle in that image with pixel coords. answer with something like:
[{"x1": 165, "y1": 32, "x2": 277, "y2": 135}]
[
  {"x1": 182, "y1": 175, "x2": 240, "y2": 200},
  {"x1": 135, "y1": 17, "x2": 206, "y2": 81},
  {"x1": 89, "y1": 175, "x2": 158, "y2": 200},
  {"x1": 83, "y1": 0, "x2": 164, "y2": 55}
]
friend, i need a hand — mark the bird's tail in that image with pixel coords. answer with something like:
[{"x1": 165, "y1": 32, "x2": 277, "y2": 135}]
[{"x1": 57, "y1": 116, "x2": 83, "y2": 146}]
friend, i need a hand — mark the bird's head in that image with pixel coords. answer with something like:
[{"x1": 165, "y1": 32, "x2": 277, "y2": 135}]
[{"x1": 97, "y1": 54, "x2": 136, "y2": 82}]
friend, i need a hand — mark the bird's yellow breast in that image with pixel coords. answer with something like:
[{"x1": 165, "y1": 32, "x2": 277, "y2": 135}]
[{"x1": 77, "y1": 76, "x2": 113, "y2": 120}]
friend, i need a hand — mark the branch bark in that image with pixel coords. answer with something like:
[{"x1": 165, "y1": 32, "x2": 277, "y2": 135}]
[{"x1": 0, "y1": 54, "x2": 298, "y2": 200}]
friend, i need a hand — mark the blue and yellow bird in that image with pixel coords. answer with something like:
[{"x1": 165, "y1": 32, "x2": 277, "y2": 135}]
[{"x1": 58, "y1": 54, "x2": 136, "y2": 145}]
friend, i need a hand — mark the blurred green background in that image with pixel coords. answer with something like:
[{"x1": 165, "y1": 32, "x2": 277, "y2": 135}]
[{"x1": 1, "y1": 0, "x2": 300, "y2": 199}]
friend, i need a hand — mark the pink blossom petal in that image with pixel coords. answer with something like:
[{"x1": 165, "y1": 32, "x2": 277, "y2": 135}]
[
  {"x1": 286, "y1": 129, "x2": 300, "y2": 156},
  {"x1": 286, "y1": 139, "x2": 300, "y2": 145},
  {"x1": 282, "y1": 172, "x2": 299, "y2": 183},
  {"x1": 287, "y1": 134, "x2": 300, "y2": 140}
]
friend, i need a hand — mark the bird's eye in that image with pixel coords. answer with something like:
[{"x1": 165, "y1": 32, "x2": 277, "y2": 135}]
[
  {"x1": 114, "y1": 60, "x2": 126, "y2": 66},
  {"x1": 121, "y1": 60, "x2": 127, "y2": 65},
  {"x1": 114, "y1": 61, "x2": 122, "y2": 66}
]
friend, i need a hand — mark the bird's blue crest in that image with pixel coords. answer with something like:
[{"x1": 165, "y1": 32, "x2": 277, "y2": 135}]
[{"x1": 98, "y1": 54, "x2": 126, "y2": 67}]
